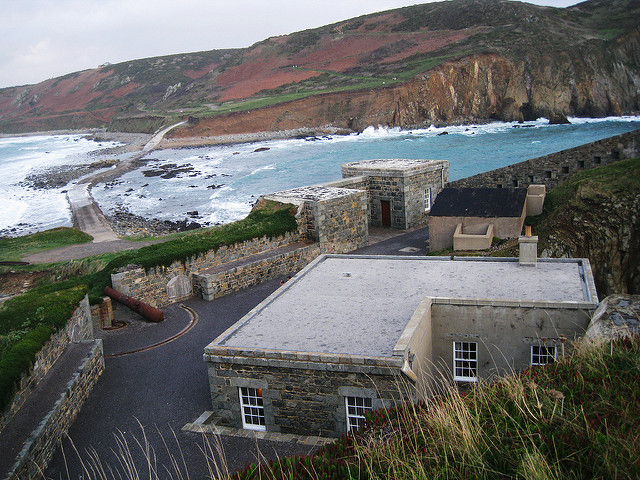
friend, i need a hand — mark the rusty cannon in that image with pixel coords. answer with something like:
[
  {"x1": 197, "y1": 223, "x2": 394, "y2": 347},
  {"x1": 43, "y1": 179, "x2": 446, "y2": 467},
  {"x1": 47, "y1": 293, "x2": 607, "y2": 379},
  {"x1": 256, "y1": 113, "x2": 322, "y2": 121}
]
[{"x1": 104, "y1": 286, "x2": 164, "y2": 323}]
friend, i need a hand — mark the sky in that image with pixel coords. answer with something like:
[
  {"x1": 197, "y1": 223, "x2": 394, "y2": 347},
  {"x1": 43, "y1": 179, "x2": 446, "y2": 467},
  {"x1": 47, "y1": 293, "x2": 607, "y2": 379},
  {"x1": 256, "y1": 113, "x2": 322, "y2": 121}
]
[{"x1": 1, "y1": 0, "x2": 581, "y2": 89}]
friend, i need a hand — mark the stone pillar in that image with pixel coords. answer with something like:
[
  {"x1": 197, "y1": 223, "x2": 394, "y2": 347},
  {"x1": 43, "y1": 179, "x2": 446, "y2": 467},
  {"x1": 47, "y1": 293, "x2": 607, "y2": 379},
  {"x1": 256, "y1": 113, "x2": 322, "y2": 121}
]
[
  {"x1": 91, "y1": 296, "x2": 113, "y2": 329},
  {"x1": 519, "y1": 234, "x2": 538, "y2": 266}
]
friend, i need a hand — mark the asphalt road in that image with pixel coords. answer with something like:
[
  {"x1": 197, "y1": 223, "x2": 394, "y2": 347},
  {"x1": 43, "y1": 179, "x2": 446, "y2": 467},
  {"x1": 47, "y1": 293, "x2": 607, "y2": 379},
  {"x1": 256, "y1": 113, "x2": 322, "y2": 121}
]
[{"x1": 44, "y1": 228, "x2": 428, "y2": 479}]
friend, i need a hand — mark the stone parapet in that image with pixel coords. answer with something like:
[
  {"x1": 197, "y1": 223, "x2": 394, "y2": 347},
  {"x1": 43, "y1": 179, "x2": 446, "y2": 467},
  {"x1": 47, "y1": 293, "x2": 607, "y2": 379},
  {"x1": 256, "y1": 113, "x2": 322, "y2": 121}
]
[
  {"x1": 110, "y1": 232, "x2": 302, "y2": 307},
  {"x1": 193, "y1": 243, "x2": 321, "y2": 300},
  {"x1": 449, "y1": 129, "x2": 640, "y2": 190},
  {"x1": 6, "y1": 340, "x2": 104, "y2": 480},
  {"x1": 0, "y1": 295, "x2": 93, "y2": 434}
]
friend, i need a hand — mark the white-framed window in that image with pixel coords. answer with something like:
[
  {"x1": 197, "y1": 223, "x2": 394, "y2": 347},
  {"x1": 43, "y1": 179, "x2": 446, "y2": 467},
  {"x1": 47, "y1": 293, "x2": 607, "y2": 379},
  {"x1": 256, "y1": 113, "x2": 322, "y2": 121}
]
[
  {"x1": 424, "y1": 188, "x2": 432, "y2": 212},
  {"x1": 531, "y1": 345, "x2": 556, "y2": 366},
  {"x1": 453, "y1": 341, "x2": 478, "y2": 382},
  {"x1": 239, "y1": 387, "x2": 265, "y2": 431},
  {"x1": 345, "y1": 396, "x2": 373, "y2": 432}
]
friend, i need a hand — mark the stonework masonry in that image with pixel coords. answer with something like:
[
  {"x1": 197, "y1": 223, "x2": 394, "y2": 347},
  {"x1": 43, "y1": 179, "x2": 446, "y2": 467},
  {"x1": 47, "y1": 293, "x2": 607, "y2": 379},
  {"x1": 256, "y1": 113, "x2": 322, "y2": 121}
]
[
  {"x1": 205, "y1": 348, "x2": 406, "y2": 438},
  {"x1": 449, "y1": 129, "x2": 640, "y2": 190},
  {"x1": 342, "y1": 159, "x2": 449, "y2": 229},
  {"x1": 264, "y1": 185, "x2": 369, "y2": 254},
  {"x1": 193, "y1": 243, "x2": 321, "y2": 301},
  {"x1": 111, "y1": 232, "x2": 303, "y2": 307},
  {"x1": 0, "y1": 296, "x2": 93, "y2": 434},
  {"x1": 7, "y1": 340, "x2": 104, "y2": 480}
]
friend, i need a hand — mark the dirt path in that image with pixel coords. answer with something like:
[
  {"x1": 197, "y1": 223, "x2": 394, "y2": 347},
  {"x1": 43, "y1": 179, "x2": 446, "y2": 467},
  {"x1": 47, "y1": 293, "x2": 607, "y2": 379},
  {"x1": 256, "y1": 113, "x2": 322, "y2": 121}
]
[{"x1": 21, "y1": 237, "x2": 171, "y2": 264}]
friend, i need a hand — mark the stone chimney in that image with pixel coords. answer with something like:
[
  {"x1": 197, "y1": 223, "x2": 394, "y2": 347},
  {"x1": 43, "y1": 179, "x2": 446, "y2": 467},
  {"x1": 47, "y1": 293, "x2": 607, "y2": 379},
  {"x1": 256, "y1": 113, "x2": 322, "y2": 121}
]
[{"x1": 519, "y1": 225, "x2": 538, "y2": 266}]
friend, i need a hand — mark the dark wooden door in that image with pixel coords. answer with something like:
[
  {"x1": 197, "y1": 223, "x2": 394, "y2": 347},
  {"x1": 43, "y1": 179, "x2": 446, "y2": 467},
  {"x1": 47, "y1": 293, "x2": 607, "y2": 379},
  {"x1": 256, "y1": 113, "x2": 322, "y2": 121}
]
[{"x1": 381, "y1": 200, "x2": 391, "y2": 228}]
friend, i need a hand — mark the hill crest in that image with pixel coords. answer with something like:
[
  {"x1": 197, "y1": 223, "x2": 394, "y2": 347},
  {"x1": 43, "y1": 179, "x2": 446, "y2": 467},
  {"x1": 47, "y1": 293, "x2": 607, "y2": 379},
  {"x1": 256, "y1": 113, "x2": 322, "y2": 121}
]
[{"x1": 0, "y1": 0, "x2": 639, "y2": 134}]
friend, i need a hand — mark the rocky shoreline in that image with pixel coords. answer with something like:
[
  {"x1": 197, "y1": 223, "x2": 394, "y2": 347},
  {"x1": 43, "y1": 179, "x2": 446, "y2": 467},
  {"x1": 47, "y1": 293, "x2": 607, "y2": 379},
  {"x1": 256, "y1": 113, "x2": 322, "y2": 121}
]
[{"x1": 106, "y1": 207, "x2": 205, "y2": 237}]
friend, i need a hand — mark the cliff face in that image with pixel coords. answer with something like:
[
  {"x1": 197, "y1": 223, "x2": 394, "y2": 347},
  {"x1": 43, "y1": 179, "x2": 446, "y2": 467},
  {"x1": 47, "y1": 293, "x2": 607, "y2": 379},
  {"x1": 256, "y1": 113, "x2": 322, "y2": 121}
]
[
  {"x1": 1, "y1": 0, "x2": 639, "y2": 134},
  {"x1": 393, "y1": 30, "x2": 640, "y2": 125},
  {"x1": 171, "y1": 33, "x2": 640, "y2": 138},
  {"x1": 538, "y1": 158, "x2": 640, "y2": 297}
]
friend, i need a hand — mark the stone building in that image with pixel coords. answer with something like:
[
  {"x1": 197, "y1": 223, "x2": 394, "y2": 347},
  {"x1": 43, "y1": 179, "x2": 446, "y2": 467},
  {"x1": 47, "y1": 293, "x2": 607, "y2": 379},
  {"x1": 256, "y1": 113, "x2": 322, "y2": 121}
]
[
  {"x1": 341, "y1": 158, "x2": 448, "y2": 229},
  {"x1": 428, "y1": 186, "x2": 535, "y2": 252},
  {"x1": 204, "y1": 238, "x2": 598, "y2": 438}
]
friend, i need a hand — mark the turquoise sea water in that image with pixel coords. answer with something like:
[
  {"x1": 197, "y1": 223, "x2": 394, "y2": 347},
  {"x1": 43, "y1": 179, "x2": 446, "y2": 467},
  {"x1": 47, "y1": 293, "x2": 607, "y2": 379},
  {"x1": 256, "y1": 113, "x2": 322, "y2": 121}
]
[{"x1": 1, "y1": 117, "x2": 639, "y2": 236}]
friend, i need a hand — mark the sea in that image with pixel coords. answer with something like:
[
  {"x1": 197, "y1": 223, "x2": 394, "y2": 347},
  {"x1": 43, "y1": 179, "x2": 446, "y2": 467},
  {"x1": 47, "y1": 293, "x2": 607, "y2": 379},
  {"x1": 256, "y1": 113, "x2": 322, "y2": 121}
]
[{"x1": 1, "y1": 116, "x2": 639, "y2": 237}]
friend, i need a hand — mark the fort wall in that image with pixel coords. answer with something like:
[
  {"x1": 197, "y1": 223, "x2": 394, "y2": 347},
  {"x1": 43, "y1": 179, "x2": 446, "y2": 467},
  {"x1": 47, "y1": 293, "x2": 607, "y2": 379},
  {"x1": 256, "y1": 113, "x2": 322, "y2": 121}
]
[
  {"x1": 0, "y1": 296, "x2": 93, "y2": 434},
  {"x1": 449, "y1": 129, "x2": 640, "y2": 189}
]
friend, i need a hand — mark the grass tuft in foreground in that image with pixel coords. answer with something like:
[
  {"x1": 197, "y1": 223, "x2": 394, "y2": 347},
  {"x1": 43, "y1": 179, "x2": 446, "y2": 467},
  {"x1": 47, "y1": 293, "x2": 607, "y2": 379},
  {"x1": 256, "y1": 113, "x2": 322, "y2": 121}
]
[{"x1": 230, "y1": 335, "x2": 640, "y2": 479}]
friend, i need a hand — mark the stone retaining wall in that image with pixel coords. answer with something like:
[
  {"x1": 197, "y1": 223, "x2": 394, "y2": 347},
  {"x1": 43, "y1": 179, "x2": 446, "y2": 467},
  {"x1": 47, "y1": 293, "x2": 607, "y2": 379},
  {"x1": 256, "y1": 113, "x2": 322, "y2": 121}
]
[
  {"x1": 0, "y1": 296, "x2": 93, "y2": 434},
  {"x1": 450, "y1": 129, "x2": 640, "y2": 190},
  {"x1": 111, "y1": 232, "x2": 302, "y2": 307},
  {"x1": 7, "y1": 340, "x2": 104, "y2": 480},
  {"x1": 194, "y1": 244, "x2": 322, "y2": 300}
]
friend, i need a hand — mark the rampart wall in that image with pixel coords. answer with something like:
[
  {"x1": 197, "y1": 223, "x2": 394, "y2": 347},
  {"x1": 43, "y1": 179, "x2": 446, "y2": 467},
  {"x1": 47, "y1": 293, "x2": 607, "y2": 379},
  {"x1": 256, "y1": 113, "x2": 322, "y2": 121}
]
[
  {"x1": 193, "y1": 243, "x2": 321, "y2": 300},
  {"x1": 449, "y1": 129, "x2": 640, "y2": 189},
  {"x1": 7, "y1": 340, "x2": 104, "y2": 480},
  {"x1": 111, "y1": 232, "x2": 303, "y2": 307},
  {"x1": 0, "y1": 296, "x2": 93, "y2": 434}
]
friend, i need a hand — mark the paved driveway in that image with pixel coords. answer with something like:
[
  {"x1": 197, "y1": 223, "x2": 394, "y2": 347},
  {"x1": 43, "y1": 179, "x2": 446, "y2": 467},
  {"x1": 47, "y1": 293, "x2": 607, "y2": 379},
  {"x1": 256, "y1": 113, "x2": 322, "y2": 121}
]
[{"x1": 45, "y1": 228, "x2": 428, "y2": 479}]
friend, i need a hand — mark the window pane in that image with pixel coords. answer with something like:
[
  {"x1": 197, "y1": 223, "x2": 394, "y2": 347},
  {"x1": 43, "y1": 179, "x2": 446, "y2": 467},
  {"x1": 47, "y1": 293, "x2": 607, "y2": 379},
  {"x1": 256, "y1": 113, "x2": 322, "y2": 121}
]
[
  {"x1": 346, "y1": 396, "x2": 373, "y2": 432},
  {"x1": 239, "y1": 387, "x2": 266, "y2": 431}
]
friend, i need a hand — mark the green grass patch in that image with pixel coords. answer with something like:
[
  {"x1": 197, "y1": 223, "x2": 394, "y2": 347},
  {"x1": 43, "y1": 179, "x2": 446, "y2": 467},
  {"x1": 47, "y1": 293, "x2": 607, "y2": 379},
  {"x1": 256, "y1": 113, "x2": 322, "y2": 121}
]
[
  {"x1": 0, "y1": 285, "x2": 88, "y2": 412},
  {"x1": 0, "y1": 227, "x2": 92, "y2": 262}
]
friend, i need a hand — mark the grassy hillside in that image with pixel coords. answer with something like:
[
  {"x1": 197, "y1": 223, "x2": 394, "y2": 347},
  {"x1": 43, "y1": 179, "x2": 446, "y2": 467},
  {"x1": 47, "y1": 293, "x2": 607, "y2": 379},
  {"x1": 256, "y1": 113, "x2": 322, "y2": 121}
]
[
  {"x1": 0, "y1": 0, "x2": 638, "y2": 133},
  {"x1": 529, "y1": 157, "x2": 640, "y2": 296}
]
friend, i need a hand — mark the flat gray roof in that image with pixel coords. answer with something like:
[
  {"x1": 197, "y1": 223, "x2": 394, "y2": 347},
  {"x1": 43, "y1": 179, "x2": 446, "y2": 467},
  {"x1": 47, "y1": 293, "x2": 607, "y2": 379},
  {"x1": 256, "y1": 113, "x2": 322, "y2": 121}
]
[
  {"x1": 216, "y1": 255, "x2": 594, "y2": 357},
  {"x1": 264, "y1": 185, "x2": 357, "y2": 204}
]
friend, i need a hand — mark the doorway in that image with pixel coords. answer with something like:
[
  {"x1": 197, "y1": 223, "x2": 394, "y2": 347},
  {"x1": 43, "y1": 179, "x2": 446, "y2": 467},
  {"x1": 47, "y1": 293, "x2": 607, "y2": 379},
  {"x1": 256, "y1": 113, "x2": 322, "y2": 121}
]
[{"x1": 380, "y1": 200, "x2": 391, "y2": 228}]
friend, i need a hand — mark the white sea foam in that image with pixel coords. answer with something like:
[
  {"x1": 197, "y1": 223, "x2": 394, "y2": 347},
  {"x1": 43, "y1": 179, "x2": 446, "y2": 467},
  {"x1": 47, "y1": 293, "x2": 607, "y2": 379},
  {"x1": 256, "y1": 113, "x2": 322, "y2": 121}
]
[
  {"x1": 249, "y1": 164, "x2": 277, "y2": 175},
  {"x1": 0, "y1": 134, "x2": 120, "y2": 236},
  {"x1": 2, "y1": 117, "x2": 639, "y2": 235}
]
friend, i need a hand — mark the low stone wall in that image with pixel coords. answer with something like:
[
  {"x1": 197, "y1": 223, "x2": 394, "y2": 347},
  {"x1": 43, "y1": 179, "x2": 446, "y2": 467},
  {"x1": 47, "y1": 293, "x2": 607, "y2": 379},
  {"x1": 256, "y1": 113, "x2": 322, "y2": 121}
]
[
  {"x1": 111, "y1": 232, "x2": 302, "y2": 307},
  {"x1": 7, "y1": 340, "x2": 104, "y2": 480},
  {"x1": 0, "y1": 296, "x2": 93, "y2": 434},
  {"x1": 194, "y1": 243, "x2": 321, "y2": 300},
  {"x1": 449, "y1": 129, "x2": 640, "y2": 190}
]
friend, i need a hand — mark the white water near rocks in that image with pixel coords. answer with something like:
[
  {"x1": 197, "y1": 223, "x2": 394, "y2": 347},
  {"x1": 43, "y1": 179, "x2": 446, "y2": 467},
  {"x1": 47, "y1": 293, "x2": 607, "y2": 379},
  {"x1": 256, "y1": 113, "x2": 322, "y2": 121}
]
[{"x1": 1, "y1": 117, "x2": 639, "y2": 236}]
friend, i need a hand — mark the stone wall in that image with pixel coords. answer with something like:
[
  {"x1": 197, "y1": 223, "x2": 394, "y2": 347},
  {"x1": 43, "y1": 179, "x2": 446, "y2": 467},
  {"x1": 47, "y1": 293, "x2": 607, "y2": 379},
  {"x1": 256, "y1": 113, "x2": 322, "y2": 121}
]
[
  {"x1": 7, "y1": 340, "x2": 104, "y2": 480},
  {"x1": 265, "y1": 186, "x2": 369, "y2": 255},
  {"x1": 341, "y1": 160, "x2": 448, "y2": 229},
  {"x1": 205, "y1": 348, "x2": 406, "y2": 438},
  {"x1": 0, "y1": 296, "x2": 93, "y2": 434},
  {"x1": 111, "y1": 232, "x2": 302, "y2": 307},
  {"x1": 449, "y1": 129, "x2": 640, "y2": 190},
  {"x1": 193, "y1": 243, "x2": 321, "y2": 300},
  {"x1": 404, "y1": 166, "x2": 449, "y2": 228},
  {"x1": 309, "y1": 191, "x2": 368, "y2": 253}
]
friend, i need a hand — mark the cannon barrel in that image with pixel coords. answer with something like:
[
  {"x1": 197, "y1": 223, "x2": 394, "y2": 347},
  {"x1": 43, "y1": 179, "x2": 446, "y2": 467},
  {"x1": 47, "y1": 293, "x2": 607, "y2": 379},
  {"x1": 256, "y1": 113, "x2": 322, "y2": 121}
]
[{"x1": 104, "y1": 286, "x2": 164, "y2": 323}]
